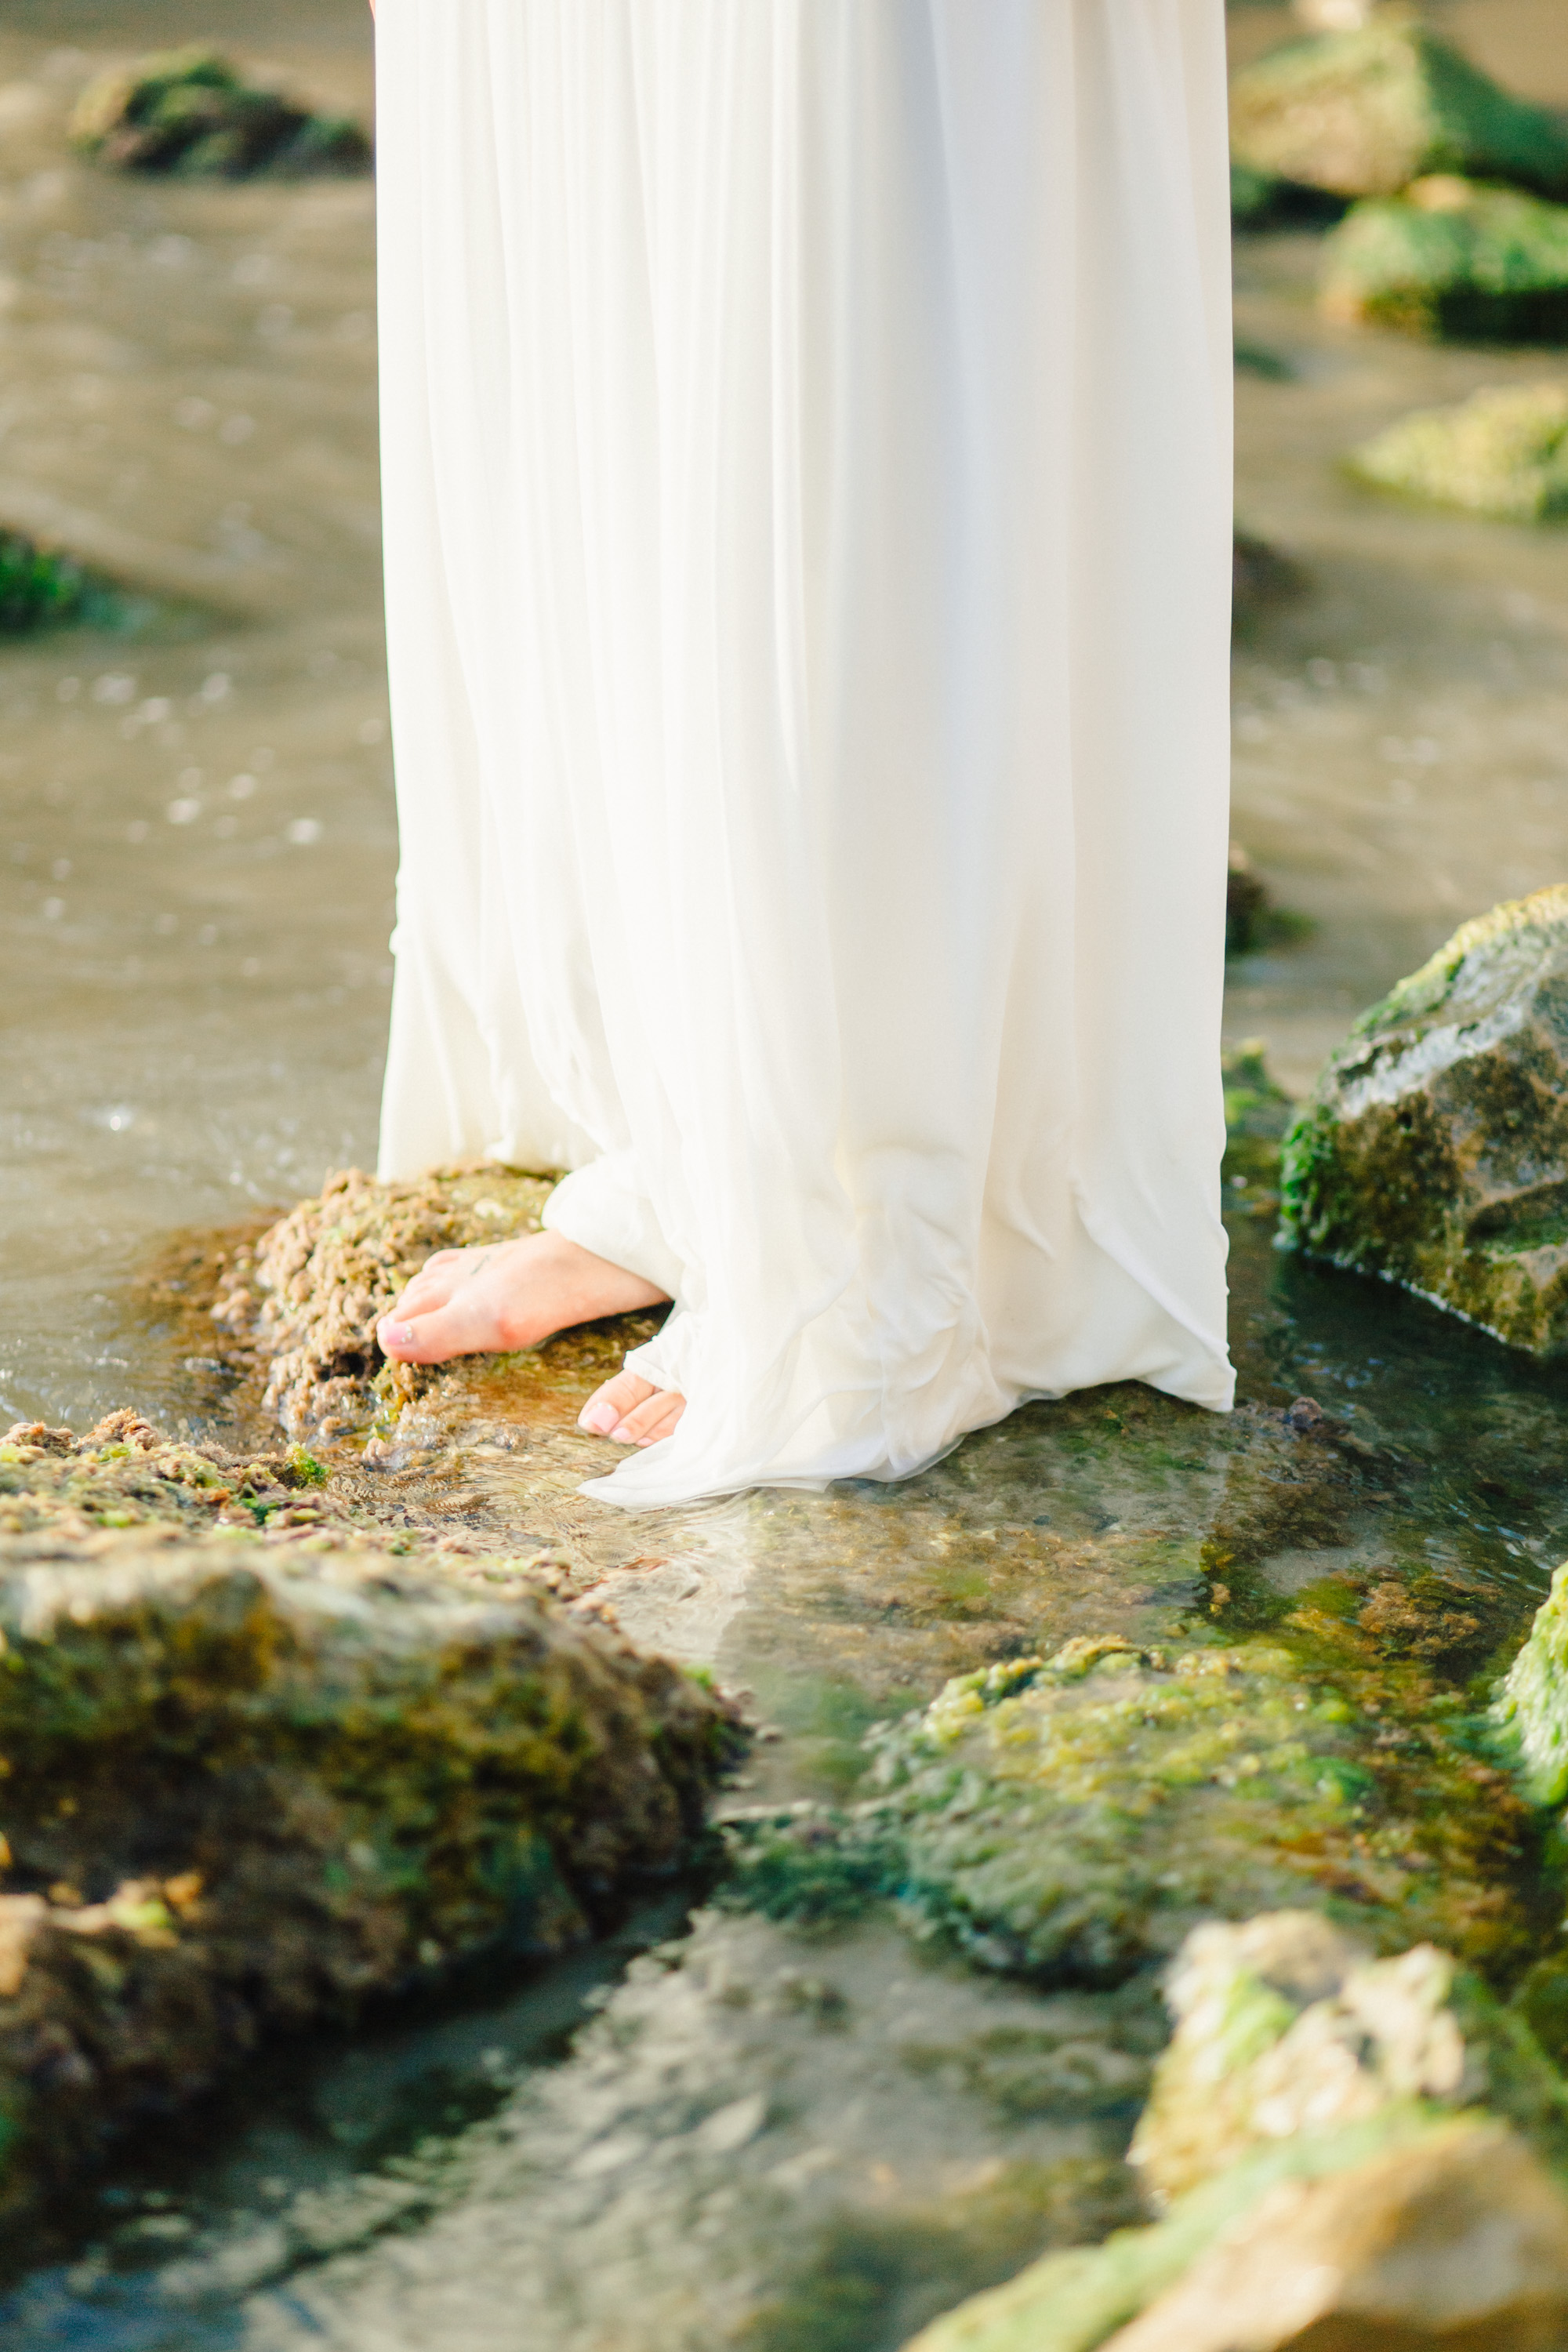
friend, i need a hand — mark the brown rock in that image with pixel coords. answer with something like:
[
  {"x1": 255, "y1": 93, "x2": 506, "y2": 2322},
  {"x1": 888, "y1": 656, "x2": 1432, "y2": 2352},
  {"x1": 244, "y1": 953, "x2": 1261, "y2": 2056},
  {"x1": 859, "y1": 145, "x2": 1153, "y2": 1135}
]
[{"x1": 1103, "y1": 2121, "x2": 1568, "y2": 2351}]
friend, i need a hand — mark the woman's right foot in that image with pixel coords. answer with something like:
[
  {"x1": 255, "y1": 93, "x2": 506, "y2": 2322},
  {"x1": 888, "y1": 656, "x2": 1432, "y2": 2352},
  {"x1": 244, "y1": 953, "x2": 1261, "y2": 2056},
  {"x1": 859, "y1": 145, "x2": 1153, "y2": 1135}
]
[{"x1": 376, "y1": 1229, "x2": 667, "y2": 1366}]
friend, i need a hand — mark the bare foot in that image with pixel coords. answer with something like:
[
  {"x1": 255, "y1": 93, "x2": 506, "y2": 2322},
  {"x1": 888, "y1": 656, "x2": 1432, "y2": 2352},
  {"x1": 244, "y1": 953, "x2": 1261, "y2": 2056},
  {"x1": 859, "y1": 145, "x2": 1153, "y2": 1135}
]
[
  {"x1": 578, "y1": 1369, "x2": 687, "y2": 1449},
  {"x1": 376, "y1": 1229, "x2": 667, "y2": 1366}
]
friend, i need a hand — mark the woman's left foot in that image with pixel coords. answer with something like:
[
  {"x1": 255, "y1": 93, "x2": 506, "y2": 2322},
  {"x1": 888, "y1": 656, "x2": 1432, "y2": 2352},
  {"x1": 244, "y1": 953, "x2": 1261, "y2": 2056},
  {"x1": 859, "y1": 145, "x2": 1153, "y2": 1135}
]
[{"x1": 579, "y1": 1370, "x2": 686, "y2": 1447}]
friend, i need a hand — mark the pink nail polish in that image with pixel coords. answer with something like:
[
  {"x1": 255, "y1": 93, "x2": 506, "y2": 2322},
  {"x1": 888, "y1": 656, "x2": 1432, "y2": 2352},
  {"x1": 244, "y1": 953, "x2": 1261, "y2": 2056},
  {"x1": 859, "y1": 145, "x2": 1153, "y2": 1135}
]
[{"x1": 579, "y1": 1404, "x2": 615, "y2": 1436}]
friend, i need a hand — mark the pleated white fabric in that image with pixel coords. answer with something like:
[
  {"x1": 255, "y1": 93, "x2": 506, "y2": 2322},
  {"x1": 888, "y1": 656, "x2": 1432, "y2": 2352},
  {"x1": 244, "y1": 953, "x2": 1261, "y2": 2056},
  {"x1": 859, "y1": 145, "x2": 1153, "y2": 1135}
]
[{"x1": 375, "y1": 0, "x2": 1236, "y2": 1508}]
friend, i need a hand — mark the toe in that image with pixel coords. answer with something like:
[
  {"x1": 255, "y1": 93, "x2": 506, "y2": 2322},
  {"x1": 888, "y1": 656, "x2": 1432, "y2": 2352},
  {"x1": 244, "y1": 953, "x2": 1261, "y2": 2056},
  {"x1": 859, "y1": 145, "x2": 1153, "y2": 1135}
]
[
  {"x1": 579, "y1": 1371, "x2": 655, "y2": 1436},
  {"x1": 615, "y1": 1390, "x2": 686, "y2": 1447}
]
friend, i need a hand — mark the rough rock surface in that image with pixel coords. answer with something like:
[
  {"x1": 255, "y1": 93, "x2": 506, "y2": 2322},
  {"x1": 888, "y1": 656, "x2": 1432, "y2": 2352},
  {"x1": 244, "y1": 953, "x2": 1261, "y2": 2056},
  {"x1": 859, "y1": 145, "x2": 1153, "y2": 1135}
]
[
  {"x1": 1494, "y1": 1559, "x2": 1568, "y2": 1809},
  {"x1": 1129, "y1": 1911, "x2": 1568, "y2": 2203},
  {"x1": 1352, "y1": 379, "x2": 1568, "y2": 520},
  {"x1": 1279, "y1": 887, "x2": 1568, "y2": 1356},
  {"x1": 1229, "y1": 17, "x2": 1568, "y2": 201},
  {"x1": 70, "y1": 47, "x2": 369, "y2": 178},
  {"x1": 215, "y1": 1161, "x2": 560, "y2": 1443},
  {"x1": 0, "y1": 1412, "x2": 739, "y2": 2213},
  {"x1": 725, "y1": 1614, "x2": 1535, "y2": 1987},
  {"x1": 1321, "y1": 175, "x2": 1568, "y2": 340},
  {"x1": 899, "y1": 1910, "x2": 1568, "y2": 2352},
  {"x1": 1102, "y1": 2122, "x2": 1568, "y2": 2352}
]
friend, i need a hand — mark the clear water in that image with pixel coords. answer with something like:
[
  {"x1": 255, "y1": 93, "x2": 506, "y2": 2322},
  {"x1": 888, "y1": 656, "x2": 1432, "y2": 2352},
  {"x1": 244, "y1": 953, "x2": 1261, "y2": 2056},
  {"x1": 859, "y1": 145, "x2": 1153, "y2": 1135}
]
[{"x1": 4, "y1": 4, "x2": 1568, "y2": 2347}]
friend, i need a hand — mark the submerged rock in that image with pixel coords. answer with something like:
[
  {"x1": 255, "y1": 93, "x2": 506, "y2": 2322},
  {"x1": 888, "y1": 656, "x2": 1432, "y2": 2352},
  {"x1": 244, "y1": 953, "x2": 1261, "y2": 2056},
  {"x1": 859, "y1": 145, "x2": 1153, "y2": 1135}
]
[
  {"x1": 218, "y1": 1907, "x2": 1149, "y2": 2352},
  {"x1": 1230, "y1": 17, "x2": 1568, "y2": 202},
  {"x1": 71, "y1": 48, "x2": 369, "y2": 179},
  {"x1": 1232, "y1": 528, "x2": 1302, "y2": 630},
  {"x1": 1321, "y1": 176, "x2": 1568, "y2": 341},
  {"x1": 727, "y1": 1609, "x2": 1534, "y2": 1988},
  {"x1": 1279, "y1": 887, "x2": 1568, "y2": 1356},
  {"x1": 1351, "y1": 379, "x2": 1568, "y2": 521},
  {"x1": 0, "y1": 1413, "x2": 738, "y2": 2215},
  {"x1": 0, "y1": 530, "x2": 121, "y2": 634},
  {"x1": 902, "y1": 1910, "x2": 1568, "y2": 2352}
]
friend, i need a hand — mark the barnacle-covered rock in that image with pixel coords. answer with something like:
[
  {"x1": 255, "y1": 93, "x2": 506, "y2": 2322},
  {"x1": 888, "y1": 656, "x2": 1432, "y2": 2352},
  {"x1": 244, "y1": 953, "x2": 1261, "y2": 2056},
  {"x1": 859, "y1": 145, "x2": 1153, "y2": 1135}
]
[
  {"x1": 1279, "y1": 888, "x2": 1568, "y2": 1356},
  {"x1": 70, "y1": 47, "x2": 369, "y2": 179},
  {"x1": 1230, "y1": 17, "x2": 1568, "y2": 203},
  {"x1": 1321, "y1": 176, "x2": 1568, "y2": 340},
  {"x1": 1351, "y1": 380, "x2": 1568, "y2": 521}
]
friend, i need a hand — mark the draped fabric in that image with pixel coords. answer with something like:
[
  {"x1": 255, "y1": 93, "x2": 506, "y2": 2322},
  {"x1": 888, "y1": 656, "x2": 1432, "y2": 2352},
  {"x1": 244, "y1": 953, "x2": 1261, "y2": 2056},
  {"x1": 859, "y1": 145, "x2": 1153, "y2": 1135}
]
[{"x1": 375, "y1": 0, "x2": 1236, "y2": 1508}]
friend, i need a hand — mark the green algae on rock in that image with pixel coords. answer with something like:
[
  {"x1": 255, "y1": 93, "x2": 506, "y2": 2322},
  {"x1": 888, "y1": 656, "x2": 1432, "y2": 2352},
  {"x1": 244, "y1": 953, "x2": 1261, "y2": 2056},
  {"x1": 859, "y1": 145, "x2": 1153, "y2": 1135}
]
[
  {"x1": 727, "y1": 1614, "x2": 1536, "y2": 1990},
  {"x1": 900, "y1": 1909, "x2": 1568, "y2": 2352},
  {"x1": 1320, "y1": 176, "x2": 1568, "y2": 341},
  {"x1": 1279, "y1": 887, "x2": 1568, "y2": 1357},
  {"x1": 219, "y1": 1162, "x2": 559, "y2": 1441},
  {"x1": 70, "y1": 48, "x2": 369, "y2": 179},
  {"x1": 1351, "y1": 379, "x2": 1568, "y2": 521},
  {"x1": 1494, "y1": 1561, "x2": 1568, "y2": 1811},
  {"x1": 1229, "y1": 16, "x2": 1568, "y2": 203},
  {"x1": 0, "y1": 530, "x2": 125, "y2": 635},
  {"x1": 1128, "y1": 1911, "x2": 1568, "y2": 2205},
  {"x1": 0, "y1": 1414, "x2": 739, "y2": 2215}
]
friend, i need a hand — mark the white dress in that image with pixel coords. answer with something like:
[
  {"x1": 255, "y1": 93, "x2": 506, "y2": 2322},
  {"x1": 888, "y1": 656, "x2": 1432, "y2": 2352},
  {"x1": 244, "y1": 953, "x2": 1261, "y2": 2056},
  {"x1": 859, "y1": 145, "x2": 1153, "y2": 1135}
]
[{"x1": 375, "y1": 0, "x2": 1236, "y2": 1508}]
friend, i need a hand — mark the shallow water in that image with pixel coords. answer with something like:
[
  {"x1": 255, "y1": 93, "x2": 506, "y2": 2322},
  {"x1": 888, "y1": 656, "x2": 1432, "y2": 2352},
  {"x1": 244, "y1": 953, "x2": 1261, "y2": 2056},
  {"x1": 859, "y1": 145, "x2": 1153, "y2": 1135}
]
[{"x1": 5, "y1": 4, "x2": 1568, "y2": 2347}]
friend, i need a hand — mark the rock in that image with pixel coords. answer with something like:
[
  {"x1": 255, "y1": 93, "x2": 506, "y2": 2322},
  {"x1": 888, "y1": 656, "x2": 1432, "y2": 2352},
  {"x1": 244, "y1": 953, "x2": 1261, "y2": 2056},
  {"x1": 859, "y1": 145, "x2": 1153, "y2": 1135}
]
[
  {"x1": 0, "y1": 530, "x2": 118, "y2": 634},
  {"x1": 1129, "y1": 1912, "x2": 1568, "y2": 2204},
  {"x1": 728, "y1": 1613, "x2": 1536, "y2": 1987},
  {"x1": 70, "y1": 46, "x2": 370, "y2": 179},
  {"x1": 1232, "y1": 528, "x2": 1302, "y2": 627},
  {"x1": 1320, "y1": 176, "x2": 1568, "y2": 341},
  {"x1": 236, "y1": 1907, "x2": 1149, "y2": 2352},
  {"x1": 226, "y1": 1161, "x2": 559, "y2": 1441},
  {"x1": 1225, "y1": 847, "x2": 1272, "y2": 957},
  {"x1": 1279, "y1": 887, "x2": 1568, "y2": 1356},
  {"x1": 1230, "y1": 17, "x2": 1568, "y2": 202},
  {"x1": 1351, "y1": 380, "x2": 1568, "y2": 521},
  {"x1": 897, "y1": 2112, "x2": 1444, "y2": 2352},
  {"x1": 0, "y1": 1431, "x2": 740, "y2": 2212},
  {"x1": 898, "y1": 1902, "x2": 1568, "y2": 2352},
  {"x1": 1494, "y1": 1559, "x2": 1568, "y2": 1811},
  {"x1": 1102, "y1": 2122, "x2": 1568, "y2": 2352},
  {"x1": 1221, "y1": 1041, "x2": 1296, "y2": 1221}
]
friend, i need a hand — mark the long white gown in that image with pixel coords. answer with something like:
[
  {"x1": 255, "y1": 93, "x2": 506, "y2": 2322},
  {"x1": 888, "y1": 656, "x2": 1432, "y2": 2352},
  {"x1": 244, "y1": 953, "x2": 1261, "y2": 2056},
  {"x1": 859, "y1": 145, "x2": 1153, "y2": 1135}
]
[{"x1": 375, "y1": 0, "x2": 1236, "y2": 1508}]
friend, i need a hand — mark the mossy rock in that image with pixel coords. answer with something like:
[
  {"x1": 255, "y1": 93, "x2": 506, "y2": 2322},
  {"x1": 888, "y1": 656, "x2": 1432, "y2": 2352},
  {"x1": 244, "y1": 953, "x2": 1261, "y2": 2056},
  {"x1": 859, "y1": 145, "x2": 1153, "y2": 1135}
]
[
  {"x1": 900, "y1": 2116, "x2": 1568, "y2": 2352},
  {"x1": 727, "y1": 1621, "x2": 1536, "y2": 1987},
  {"x1": 0, "y1": 1448, "x2": 740, "y2": 2215},
  {"x1": 1129, "y1": 1911, "x2": 1568, "y2": 2204},
  {"x1": 902, "y1": 1908, "x2": 1568, "y2": 2352},
  {"x1": 70, "y1": 45, "x2": 369, "y2": 180},
  {"x1": 1321, "y1": 176, "x2": 1568, "y2": 342},
  {"x1": 0, "y1": 531, "x2": 123, "y2": 634},
  {"x1": 1351, "y1": 380, "x2": 1568, "y2": 521},
  {"x1": 1494, "y1": 1563, "x2": 1568, "y2": 1813},
  {"x1": 1230, "y1": 15, "x2": 1568, "y2": 203},
  {"x1": 1279, "y1": 887, "x2": 1568, "y2": 1356}
]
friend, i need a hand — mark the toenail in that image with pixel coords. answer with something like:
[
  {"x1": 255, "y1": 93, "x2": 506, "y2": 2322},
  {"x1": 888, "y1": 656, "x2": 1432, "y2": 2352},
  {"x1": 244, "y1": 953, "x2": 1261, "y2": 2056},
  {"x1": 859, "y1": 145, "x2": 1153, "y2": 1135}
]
[
  {"x1": 380, "y1": 1320, "x2": 415, "y2": 1348},
  {"x1": 579, "y1": 1403, "x2": 618, "y2": 1436}
]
